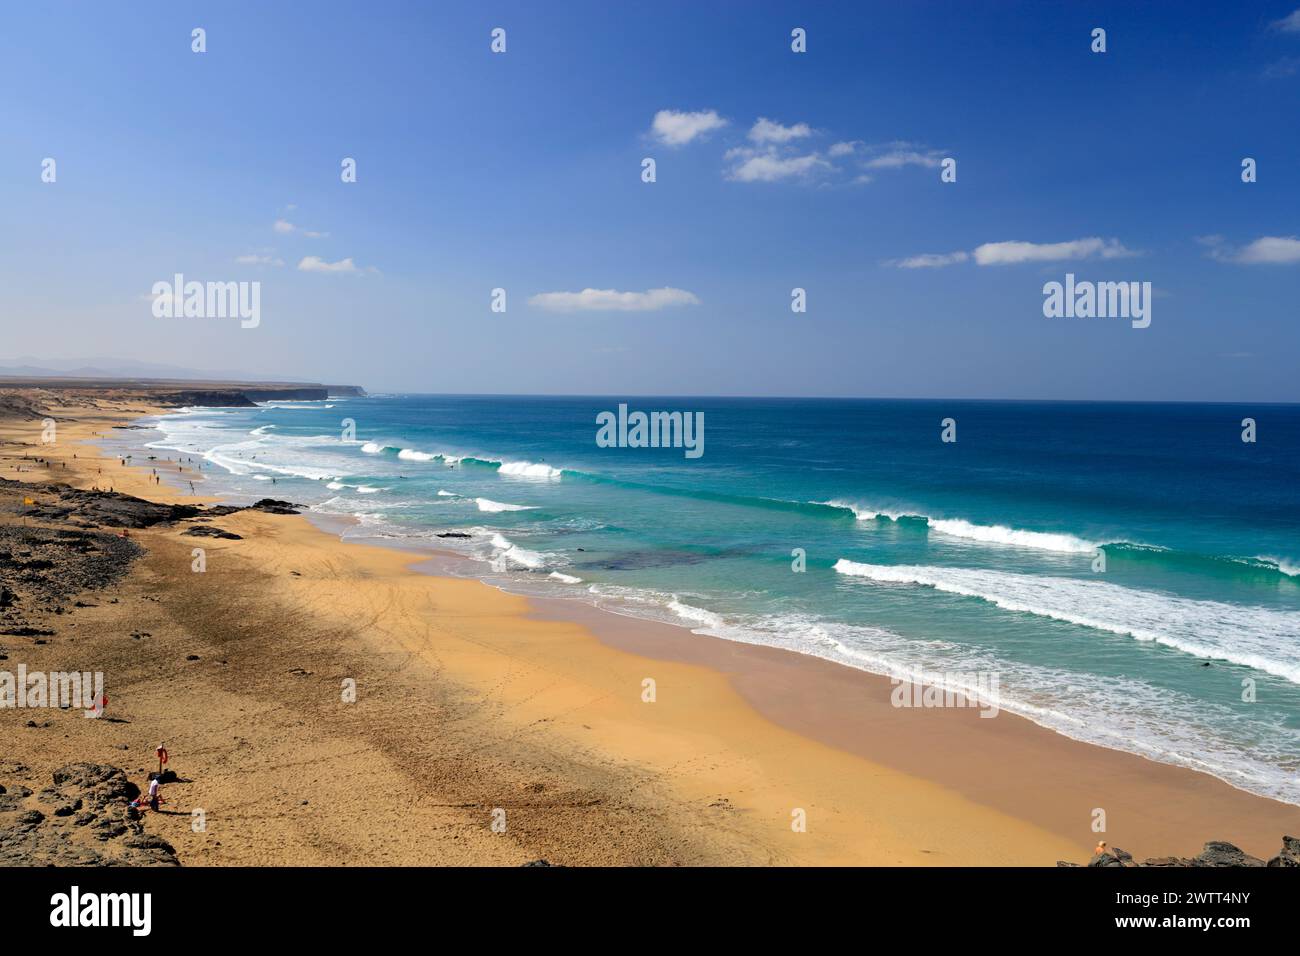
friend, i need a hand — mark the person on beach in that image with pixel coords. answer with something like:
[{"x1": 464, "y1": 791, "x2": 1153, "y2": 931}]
[
  {"x1": 1094, "y1": 840, "x2": 1108, "y2": 857},
  {"x1": 148, "y1": 775, "x2": 160, "y2": 812}
]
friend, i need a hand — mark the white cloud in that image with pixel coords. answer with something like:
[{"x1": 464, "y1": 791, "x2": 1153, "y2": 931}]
[
  {"x1": 725, "y1": 148, "x2": 828, "y2": 182},
  {"x1": 275, "y1": 218, "x2": 328, "y2": 238},
  {"x1": 1215, "y1": 236, "x2": 1300, "y2": 264},
  {"x1": 864, "y1": 146, "x2": 945, "y2": 169},
  {"x1": 1272, "y1": 8, "x2": 1300, "y2": 31},
  {"x1": 972, "y1": 237, "x2": 1136, "y2": 265},
  {"x1": 888, "y1": 251, "x2": 970, "y2": 269},
  {"x1": 721, "y1": 129, "x2": 944, "y2": 186},
  {"x1": 236, "y1": 253, "x2": 284, "y2": 267},
  {"x1": 749, "y1": 117, "x2": 813, "y2": 144},
  {"x1": 650, "y1": 109, "x2": 727, "y2": 146},
  {"x1": 298, "y1": 256, "x2": 359, "y2": 273},
  {"x1": 887, "y1": 238, "x2": 1137, "y2": 270},
  {"x1": 528, "y1": 287, "x2": 700, "y2": 312}
]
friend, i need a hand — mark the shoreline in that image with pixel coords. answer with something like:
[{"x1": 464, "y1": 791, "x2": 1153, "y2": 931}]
[
  {"x1": 3, "y1": 398, "x2": 1296, "y2": 865},
  {"x1": 107, "y1": 406, "x2": 1300, "y2": 853}
]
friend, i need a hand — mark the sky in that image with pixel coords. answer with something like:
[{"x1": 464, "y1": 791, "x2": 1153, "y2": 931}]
[{"x1": 2, "y1": 0, "x2": 1298, "y2": 401}]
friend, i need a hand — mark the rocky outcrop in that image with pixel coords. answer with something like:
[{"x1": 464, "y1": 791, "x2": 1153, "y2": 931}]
[
  {"x1": 158, "y1": 385, "x2": 364, "y2": 404},
  {"x1": 1268, "y1": 835, "x2": 1300, "y2": 867},
  {"x1": 0, "y1": 380, "x2": 366, "y2": 415},
  {"x1": 0, "y1": 483, "x2": 299, "y2": 633},
  {"x1": 206, "y1": 498, "x2": 301, "y2": 516},
  {"x1": 0, "y1": 522, "x2": 142, "y2": 611},
  {"x1": 182, "y1": 526, "x2": 242, "y2": 540},
  {"x1": 6, "y1": 481, "x2": 301, "y2": 528},
  {"x1": 12, "y1": 481, "x2": 203, "y2": 528},
  {"x1": 1059, "y1": 838, "x2": 1297, "y2": 867},
  {"x1": 0, "y1": 761, "x2": 179, "y2": 866}
]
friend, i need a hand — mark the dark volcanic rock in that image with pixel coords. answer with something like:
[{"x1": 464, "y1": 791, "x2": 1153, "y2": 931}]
[
  {"x1": 0, "y1": 519, "x2": 142, "y2": 611},
  {"x1": 1268, "y1": 835, "x2": 1300, "y2": 867},
  {"x1": 182, "y1": 525, "x2": 242, "y2": 540},
  {"x1": 1195, "y1": 841, "x2": 1265, "y2": 867},
  {"x1": 15, "y1": 809, "x2": 45, "y2": 828},
  {"x1": 0, "y1": 481, "x2": 304, "y2": 637},
  {"x1": 0, "y1": 762, "x2": 177, "y2": 866},
  {"x1": 11, "y1": 482, "x2": 201, "y2": 528},
  {"x1": 206, "y1": 499, "x2": 300, "y2": 516},
  {"x1": 1062, "y1": 839, "x2": 1275, "y2": 868},
  {"x1": 153, "y1": 390, "x2": 258, "y2": 408},
  {"x1": 249, "y1": 499, "x2": 300, "y2": 515}
]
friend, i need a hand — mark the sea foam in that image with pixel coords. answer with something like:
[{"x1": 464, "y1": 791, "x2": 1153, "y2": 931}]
[{"x1": 833, "y1": 560, "x2": 1300, "y2": 684}]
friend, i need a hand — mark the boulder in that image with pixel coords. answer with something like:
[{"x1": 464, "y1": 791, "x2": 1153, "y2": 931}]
[{"x1": 1267, "y1": 835, "x2": 1300, "y2": 867}]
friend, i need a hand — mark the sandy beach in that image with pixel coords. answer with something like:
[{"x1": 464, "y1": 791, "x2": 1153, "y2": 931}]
[{"x1": 2, "y1": 393, "x2": 1297, "y2": 866}]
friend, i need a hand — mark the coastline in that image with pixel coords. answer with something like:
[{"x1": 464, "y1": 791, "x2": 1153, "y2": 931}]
[{"x1": 2, "y1": 399, "x2": 1296, "y2": 865}]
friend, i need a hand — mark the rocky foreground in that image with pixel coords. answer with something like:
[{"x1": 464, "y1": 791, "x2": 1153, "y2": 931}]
[
  {"x1": 0, "y1": 481, "x2": 312, "y2": 866},
  {"x1": 0, "y1": 762, "x2": 179, "y2": 866},
  {"x1": 1060, "y1": 837, "x2": 1300, "y2": 867}
]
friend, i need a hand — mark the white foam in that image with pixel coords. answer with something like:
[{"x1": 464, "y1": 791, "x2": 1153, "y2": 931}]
[
  {"x1": 488, "y1": 533, "x2": 548, "y2": 570},
  {"x1": 475, "y1": 498, "x2": 536, "y2": 513},
  {"x1": 1258, "y1": 555, "x2": 1300, "y2": 578},
  {"x1": 498, "y1": 460, "x2": 562, "y2": 479},
  {"x1": 548, "y1": 571, "x2": 583, "y2": 584},
  {"x1": 820, "y1": 499, "x2": 908, "y2": 521},
  {"x1": 817, "y1": 501, "x2": 1096, "y2": 553},
  {"x1": 361, "y1": 442, "x2": 385, "y2": 454},
  {"x1": 926, "y1": 518, "x2": 1097, "y2": 554},
  {"x1": 397, "y1": 448, "x2": 435, "y2": 461},
  {"x1": 833, "y1": 560, "x2": 1300, "y2": 684},
  {"x1": 667, "y1": 597, "x2": 725, "y2": 629}
]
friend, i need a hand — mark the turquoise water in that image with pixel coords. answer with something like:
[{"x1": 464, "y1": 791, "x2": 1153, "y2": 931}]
[{"x1": 124, "y1": 395, "x2": 1300, "y2": 804}]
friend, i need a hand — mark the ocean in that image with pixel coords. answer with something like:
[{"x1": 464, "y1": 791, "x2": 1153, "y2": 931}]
[{"x1": 114, "y1": 394, "x2": 1300, "y2": 805}]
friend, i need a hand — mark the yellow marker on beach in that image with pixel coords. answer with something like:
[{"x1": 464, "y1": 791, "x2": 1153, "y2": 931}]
[{"x1": 23, "y1": 497, "x2": 34, "y2": 505}]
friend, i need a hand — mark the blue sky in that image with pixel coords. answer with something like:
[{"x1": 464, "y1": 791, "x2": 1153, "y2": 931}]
[{"x1": 2, "y1": 1, "x2": 1298, "y2": 401}]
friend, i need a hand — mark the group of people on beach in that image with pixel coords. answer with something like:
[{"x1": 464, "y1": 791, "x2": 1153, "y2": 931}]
[
  {"x1": 129, "y1": 745, "x2": 170, "y2": 815},
  {"x1": 10, "y1": 454, "x2": 65, "y2": 473}
]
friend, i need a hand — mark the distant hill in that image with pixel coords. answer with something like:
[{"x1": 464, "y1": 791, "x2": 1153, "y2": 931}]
[{"x1": 0, "y1": 357, "x2": 311, "y2": 383}]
